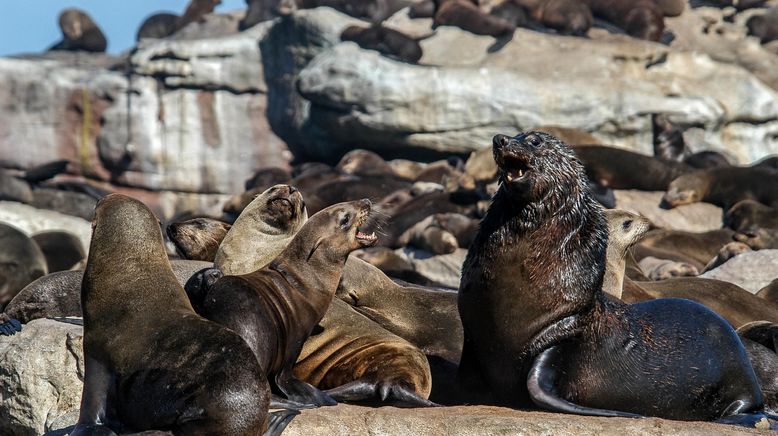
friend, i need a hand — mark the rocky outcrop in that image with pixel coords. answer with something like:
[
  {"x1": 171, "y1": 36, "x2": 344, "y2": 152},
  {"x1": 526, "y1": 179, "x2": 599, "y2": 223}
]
[
  {"x1": 613, "y1": 190, "x2": 723, "y2": 232},
  {"x1": 395, "y1": 247, "x2": 466, "y2": 289},
  {"x1": 701, "y1": 249, "x2": 778, "y2": 293},
  {"x1": 0, "y1": 201, "x2": 91, "y2": 253},
  {"x1": 0, "y1": 319, "x2": 84, "y2": 436}
]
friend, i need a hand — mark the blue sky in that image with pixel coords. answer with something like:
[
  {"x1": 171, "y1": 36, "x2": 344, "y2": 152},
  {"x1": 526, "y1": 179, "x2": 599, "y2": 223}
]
[{"x1": 0, "y1": 0, "x2": 245, "y2": 56}]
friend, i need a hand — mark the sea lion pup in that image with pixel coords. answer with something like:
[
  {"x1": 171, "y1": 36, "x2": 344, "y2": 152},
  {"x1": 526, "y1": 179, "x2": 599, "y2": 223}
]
[
  {"x1": 458, "y1": 131, "x2": 765, "y2": 422},
  {"x1": 31, "y1": 230, "x2": 85, "y2": 273},
  {"x1": 583, "y1": 0, "x2": 664, "y2": 41},
  {"x1": 137, "y1": 0, "x2": 221, "y2": 40},
  {"x1": 0, "y1": 224, "x2": 47, "y2": 307},
  {"x1": 167, "y1": 217, "x2": 231, "y2": 261},
  {"x1": 200, "y1": 199, "x2": 378, "y2": 407},
  {"x1": 573, "y1": 145, "x2": 692, "y2": 191},
  {"x1": 215, "y1": 185, "x2": 307, "y2": 274},
  {"x1": 519, "y1": 0, "x2": 593, "y2": 36},
  {"x1": 72, "y1": 194, "x2": 291, "y2": 436},
  {"x1": 433, "y1": 0, "x2": 516, "y2": 37},
  {"x1": 49, "y1": 8, "x2": 107, "y2": 53},
  {"x1": 663, "y1": 167, "x2": 778, "y2": 210},
  {"x1": 341, "y1": 24, "x2": 425, "y2": 64},
  {"x1": 602, "y1": 210, "x2": 651, "y2": 299}
]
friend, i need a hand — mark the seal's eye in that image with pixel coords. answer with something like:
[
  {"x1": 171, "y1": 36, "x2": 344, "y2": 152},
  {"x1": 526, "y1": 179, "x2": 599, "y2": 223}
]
[
  {"x1": 622, "y1": 220, "x2": 633, "y2": 231},
  {"x1": 525, "y1": 135, "x2": 542, "y2": 148},
  {"x1": 338, "y1": 212, "x2": 351, "y2": 228}
]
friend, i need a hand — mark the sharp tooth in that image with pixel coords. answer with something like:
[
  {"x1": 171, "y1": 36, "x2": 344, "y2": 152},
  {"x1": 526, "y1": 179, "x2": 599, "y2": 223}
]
[
  {"x1": 518, "y1": 169, "x2": 523, "y2": 177},
  {"x1": 506, "y1": 173, "x2": 514, "y2": 181}
]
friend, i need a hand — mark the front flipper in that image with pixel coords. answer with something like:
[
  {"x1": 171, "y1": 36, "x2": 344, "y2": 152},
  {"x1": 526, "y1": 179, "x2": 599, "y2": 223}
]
[
  {"x1": 0, "y1": 317, "x2": 22, "y2": 336},
  {"x1": 275, "y1": 367, "x2": 337, "y2": 407},
  {"x1": 325, "y1": 379, "x2": 438, "y2": 407},
  {"x1": 264, "y1": 409, "x2": 300, "y2": 436},
  {"x1": 527, "y1": 346, "x2": 641, "y2": 418},
  {"x1": 70, "y1": 423, "x2": 117, "y2": 436}
]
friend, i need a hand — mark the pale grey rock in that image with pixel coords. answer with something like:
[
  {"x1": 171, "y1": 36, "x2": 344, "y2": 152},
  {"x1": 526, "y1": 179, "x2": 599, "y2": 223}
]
[
  {"x1": 701, "y1": 250, "x2": 778, "y2": 293},
  {"x1": 613, "y1": 190, "x2": 723, "y2": 232},
  {"x1": 0, "y1": 201, "x2": 92, "y2": 253},
  {"x1": 0, "y1": 319, "x2": 84, "y2": 436}
]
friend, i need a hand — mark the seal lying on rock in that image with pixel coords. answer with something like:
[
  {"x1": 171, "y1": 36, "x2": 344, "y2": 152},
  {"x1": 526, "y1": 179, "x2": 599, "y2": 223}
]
[
  {"x1": 458, "y1": 131, "x2": 765, "y2": 423},
  {"x1": 167, "y1": 217, "x2": 231, "y2": 261},
  {"x1": 200, "y1": 199, "x2": 378, "y2": 407},
  {"x1": 663, "y1": 167, "x2": 778, "y2": 210},
  {"x1": 49, "y1": 8, "x2": 107, "y2": 52},
  {"x1": 72, "y1": 194, "x2": 295, "y2": 436}
]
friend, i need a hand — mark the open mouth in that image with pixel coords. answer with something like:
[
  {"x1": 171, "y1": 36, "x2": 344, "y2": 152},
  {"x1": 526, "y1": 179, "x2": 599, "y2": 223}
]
[
  {"x1": 501, "y1": 154, "x2": 530, "y2": 182},
  {"x1": 355, "y1": 209, "x2": 379, "y2": 246}
]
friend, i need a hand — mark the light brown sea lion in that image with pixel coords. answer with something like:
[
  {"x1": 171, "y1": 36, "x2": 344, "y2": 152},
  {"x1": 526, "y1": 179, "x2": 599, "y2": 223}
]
[
  {"x1": 200, "y1": 199, "x2": 379, "y2": 407},
  {"x1": 214, "y1": 186, "x2": 435, "y2": 406},
  {"x1": 664, "y1": 167, "x2": 778, "y2": 210},
  {"x1": 71, "y1": 194, "x2": 294, "y2": 436},
  {"x1": 0, "y1": 224, "x2": 47, "y2": 307},
  {"x1": 602, "y1": 209, "x2": 651, "y2": 299},
  {"x1": 50, "y1": 8, "x2": 107, "y2": 52},
  {"x1": 167, "y1": 217, "x2": 231, "y2": 261},
  {"x1": 458, "y1": 131, "x2": 765, "y2": 423}
]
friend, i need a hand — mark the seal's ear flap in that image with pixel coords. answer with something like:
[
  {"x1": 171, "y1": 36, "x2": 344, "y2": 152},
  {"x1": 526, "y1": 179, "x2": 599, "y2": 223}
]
[{"x1": 307, "y1": 237, "x2": 325, "y2": 262}]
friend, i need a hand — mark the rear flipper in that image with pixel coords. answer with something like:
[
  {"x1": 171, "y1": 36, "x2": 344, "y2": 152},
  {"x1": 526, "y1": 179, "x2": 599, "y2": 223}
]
[
  {"x1": 527, "y1": 346, "x2": 642, "y2": 418},
  {"x1": 0, "y1": 318, "x2": 22, "y2": 336},
  {"x1": 269, "y1": 395, "x2": 318, "y2": 410},
  {"x1": 325, "y1": 379, "x2": 439, "y2": 408},
  {"x1": 264, "y1": 409, "x2": 300, "y2": 436},
  {"x1": 275, "y1": 368, "x2": 337, "y2": 407},
  {"x1": 715, "y1": 412, "x2": 774, "y2": 430}
]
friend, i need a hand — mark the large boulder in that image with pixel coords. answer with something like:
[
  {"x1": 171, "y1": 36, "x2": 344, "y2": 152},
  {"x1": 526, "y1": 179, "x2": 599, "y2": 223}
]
[
  {"x1": 0, "y1": 319, "x2": 84, "y2": 436},
  {"x1": 613, "y1": 190, "x2": 723, "y2": 232},
  {"x1": 0, "y1": 201, "x2": 92, "y2": 253},
  {"x1": 265, "y1": 7, "x2": 778, "y2": 163}
]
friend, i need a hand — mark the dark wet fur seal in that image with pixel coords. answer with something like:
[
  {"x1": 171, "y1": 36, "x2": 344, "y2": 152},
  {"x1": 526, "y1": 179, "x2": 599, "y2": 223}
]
[
  {"x1": 458, "y1": 131, "x2": 765, "y2": 422},
  {"x1": 652, "y1": 114, "x2": 688, "y2": 162},
  {"x1": 72, "y1": 194, "x2": 296, "y2": 435},
  {"x1": 684, "y1": 150, "x2": 732, "y2": 169},
  {"x1": 434, "y1": 0, "x2": 516, "y2": 36},
  {"x1": 244, "y1": 166, "x2": 292, "y2": 191},
  {"x1": 341, "y1": 24, "x2": 424, "y2": 64},
  {"x1": 49, "y1": 8, "x2": 107, "y2": 53},
  {"x1": 167, "y1": 217, "x2": 231, "y2": 261},
  {"x1": 0, "y1": 224, "x2": 47, "y2": 307},
  {"x1": 583, "y1": 0, "x2": 664, "y2": 41},
  {"x1": 200, "y1": 199, "x2": 379, "y2": 407},
  {"x1": 663, "y1": 167, "x2": 778, "y2": 210},
  {"x1": 31, "y1": 231, "x2": 85, "y2": 273},
  {"x1": 574, "y1": 145, "x2": 692, "y2": 191}
]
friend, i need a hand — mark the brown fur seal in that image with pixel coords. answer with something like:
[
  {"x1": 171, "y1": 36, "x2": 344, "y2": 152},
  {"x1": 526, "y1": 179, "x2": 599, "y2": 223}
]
[
  {"x1": 215, "y1": 187, "x2": 436, "y2": 406},
  {"x1": 726, "y1": 200, "x2": 778, "y2": 250},
  {"x1": 458, "y1": 131, "x2": 765, "y2": 422},
  {"x1": 654, "y1": 0, "x2": 685, "y2": 17},
  {"x1": 522, "y1": 0, "x2": 593, "y2": 36},
  {"x1": 737, "y1": 321, "x2": 778, "y2": 412},
  {"x1": 167, "y1": 217, "x2": 231, "y2": 261},
  {"x1": 684, "y1": 150, "x2": 732, "y2": 169},
  {"x1": 295, "y1": 0, "x2": 414, "y2": 21},
  {"x1": 31, "y1": 230, "x2": 85, "y2": 273},
  {"x1": 748, "y1": 8, "x2": 778, "y2": 45},
  {"x1": 341, "y1": 25, "x2": 425, "y2": 64},
  {"x1": 0, "y1": 224, "x2": 47, "y2": 307},
  {"x1": 434, "y1": 0, "x2": 516, "y2": 37},
  {"x1": 137, "y1": 0, "x2": 220, "y2": 40},
  {"x1": 50, "y1": 8, "x2": 107, "y2": 52},
  {"x1": 200, "y1": 199, "x2": 378, "y2": 407},
  {"x1": 583, "y1": 0, "x2": 664, "y2": 41},
  {"x1": 757, "y1": 279, "x2": 778, "y2": 306},
  {"x1": 602, "y1": 209, "x2": 651, "y2": 299},
  {"x1": 244, "y1": 167, "x2": 292, "y2": 192},
  {"x1": 663, "y1": 167, "x2": 778, "y2": 210},
  {"x1": 215, "y1": 184, "x2": 307, "y2": 274},
  {"x1": 573, "y1": 145, "x2": 691, "y2": 191},
  {"x1": 631, "y1": 228, "x2": 736, "y2": 273},
  {"x1": 532, "y1": 126, "x2": 600, "y2": 146},
  {"x1": 71, "y1": 194, "x2": 294, "y2": 435}
]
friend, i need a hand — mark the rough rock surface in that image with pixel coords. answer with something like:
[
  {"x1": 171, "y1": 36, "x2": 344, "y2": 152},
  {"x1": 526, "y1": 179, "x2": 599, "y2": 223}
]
[
  {"x1": 0, "y1": 319, "x2": 84, "y2": 436},
  {"x1": 395, "y1": 247, "x2": 466, "y2": 289},
  {"x1": 613, "y1": 190, "x2": 723, "y2": 232},
  {"x1": 0, "y1": 201, "x2": 91, "y2": 253},
  {"x1": 701, "y1": 250, "x2": 778, "y2": 293}
]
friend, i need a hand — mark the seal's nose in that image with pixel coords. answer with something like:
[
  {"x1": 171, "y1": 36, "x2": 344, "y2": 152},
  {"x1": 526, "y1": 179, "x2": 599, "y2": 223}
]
[{"x1": 493, "y1": 134, "x2": 511, "y2": 149}]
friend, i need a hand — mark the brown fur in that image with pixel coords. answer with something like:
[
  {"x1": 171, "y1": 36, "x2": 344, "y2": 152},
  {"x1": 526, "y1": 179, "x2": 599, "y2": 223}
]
[
  {"x1": 50, "y1": 9, "x2": 107, "y2": 52},
  {"x1": 663, "y1": 167, "x2": 778, "y2": 210},
  {"x1": 167, "y1": 218, "x2": 231, "y2": 261},
  {"x1": 583, "y1": 0, "x2": 664, "y2": 41}
]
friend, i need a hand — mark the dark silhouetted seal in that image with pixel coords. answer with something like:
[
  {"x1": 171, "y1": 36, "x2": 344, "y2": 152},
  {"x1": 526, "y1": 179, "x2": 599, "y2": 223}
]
[
  {"x1": 50, "y1": 8, "x2": 107, "y2": 52},
  {"x1": 458, "y1": 131, "x2": 765, "y2": 422},
  {"x1": 574, "y1": 145, "x2": 691, "y2": 191},
  {"x1": 520, "y1": 0, "x2": 593, "y2": 35},
  {"x1": 663, "y1": 167, "x2": 778, "y2": 210},
  {"x1": 72, "y1": 194, "x2": 295, "y2": 435},
  {"x1": 341, "y1": 24, "x2": 425, "y2": 64},
  {"x1": 167, "y1": 217, "x2": 231, "y2": 261},
  {"x1": 0, "y1": 224, "x2": 47, "y2": 307},
  {"x1": 31, "y1": 230, "x2": 85, "y2": 273},
  {"x1": 200, "y1": 199, "x2": 378, "y2": 406},
  {"x1": 583, "y1": 0, "x2": 664, "y2": 41}
]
